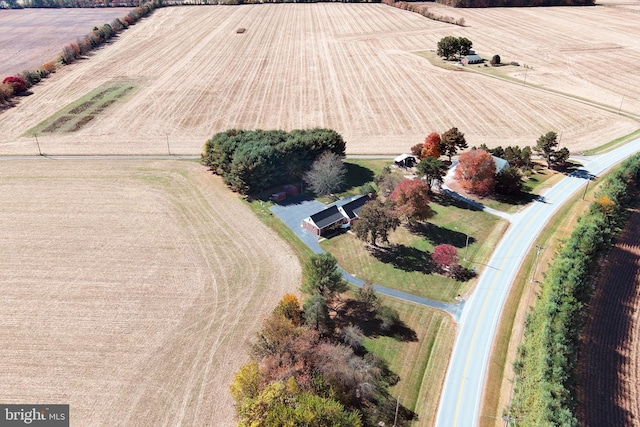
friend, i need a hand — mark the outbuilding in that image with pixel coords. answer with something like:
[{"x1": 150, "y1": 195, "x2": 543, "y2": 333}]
[
  {"x1": 394, "y1": 154, "x2": 417, "y2": 168},
  {"x1": 463, "y1": 49, "x2": 484, "y2": 65}
]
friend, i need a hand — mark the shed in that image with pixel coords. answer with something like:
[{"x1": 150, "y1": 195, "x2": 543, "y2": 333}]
[
  {"x1": 283, "y1": 184, "x2": 299, "y2": 196},
  {"x1": 394, "y1": 154, "x2": 417, "y2": 168},
  {"x1": 271, "y1": 191, "x2": 286, "y2": 202}
]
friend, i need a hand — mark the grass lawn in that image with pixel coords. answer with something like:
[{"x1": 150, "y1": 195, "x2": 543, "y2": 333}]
[
  {"x1": 321, "y1": 196, "x2": 508, "y2": 302},
  {"x1": 365, "y1": 296, "x2": 456, "y2": 427}
]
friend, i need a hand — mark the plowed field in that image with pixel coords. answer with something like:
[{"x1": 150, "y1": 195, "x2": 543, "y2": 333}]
[
  {"x1": 0, "y1": 159, "x2": 300, "y2": 426},
  {"x1": 577, "y1": 206, "x2": 640, "y2": 426},
  {"x1": 0, "y1": 8, "x2": 128, "y2": 77},
  {"x1": 0, "y1": 4, "x2": 637, "y2": 155}
]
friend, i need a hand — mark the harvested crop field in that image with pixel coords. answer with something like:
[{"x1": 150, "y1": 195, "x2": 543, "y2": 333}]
[
  {"x1": 0, "y1": 4, "x2": 637, "y2": 156},
  {"x1": 0, "y1": 8, "x2": 129, "y2": 77},
  {"x1": 576, "y1": 206, "x2": 640, "y2": 426},
  {"x1": 0, "y1": 159, "x2": 300, "y2": 426}
]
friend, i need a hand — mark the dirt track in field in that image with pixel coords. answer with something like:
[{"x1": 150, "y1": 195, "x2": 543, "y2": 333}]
[
  {"x1": 0, "y1": 4, "x2": 637, "y2": 156},
  {"x1": 576, "y1": 207, "x2": 640, "y2": 427},
  {"x1": 0, "y1": 159, "x2": 300, "y2": 426}
]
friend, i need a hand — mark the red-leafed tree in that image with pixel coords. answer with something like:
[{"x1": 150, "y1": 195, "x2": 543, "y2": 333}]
[
  {"x1": 2, "y1": 76, "x2": 26, "y2": 93},
  {"x1": 455, "y1": 149, "x2": 496, "y2": 196},
  {"x1": 422, "y1": 132, "x2": 441, "y2": 159},
  {"x1": 432, "y1": 244, "x2": 458, "y2": 270},
  {"x1": 389, "y1": 178, "x2": 432, "y2": 223}
]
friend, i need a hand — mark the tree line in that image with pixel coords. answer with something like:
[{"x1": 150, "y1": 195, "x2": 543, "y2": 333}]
[
  {"x1": 506, "y1": 153, "x2": 640, "y2": 426},
  {"x1": 201, "y1": 128, "x2": 346, "y2": 195},
  {"x1": 230, "y1": 253, "x2": 415, "y2": 426},
  {"x1": 0, "y1": 1, "x2": 158, "y2": 106}
]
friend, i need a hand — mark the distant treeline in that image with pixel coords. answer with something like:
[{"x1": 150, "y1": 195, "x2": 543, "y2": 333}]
[
  {"x1": 507, "y1": 153, "x2": 640, "y2": 426},
  {"x1": 202, "y1": 128, "x2": 346, "y2": 195},
  {"x1": 435, "y1": 0, "x2": 593, "y2": 7}
]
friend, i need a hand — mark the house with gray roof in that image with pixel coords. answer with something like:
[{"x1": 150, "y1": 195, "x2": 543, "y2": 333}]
[{"x1": 302, "y1": 195, "x2": 370, "y2": 236}]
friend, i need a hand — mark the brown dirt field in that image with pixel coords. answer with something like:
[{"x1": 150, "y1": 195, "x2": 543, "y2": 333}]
[
  {"x1": 576, "y1": 206, "x2": 640, "y2": 427},
  {"x1": 0, "y1": 8, "x2": 128, "y2": 77},
  {"x1": 0, "y1": 4, "x2": 637, "y2": 156},
  {"x1": 0, "y1": 159, "x2": 301, "y2": 426}
]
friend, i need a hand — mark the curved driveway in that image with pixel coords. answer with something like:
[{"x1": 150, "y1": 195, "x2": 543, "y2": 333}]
[{"x1": 435, "y1": 138, "x2": 640, "y2": 427}]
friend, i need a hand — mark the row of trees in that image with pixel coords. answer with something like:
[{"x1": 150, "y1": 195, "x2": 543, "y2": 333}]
[
  {"x1": 380, "y1": 0, "x2": 466, "y2": 26},
  {"x1": 202, "y1": 128, "x2": 346, "y2": 195},
  {"x1": 411, "y1": 127, "x2": 469, "y2": 163},
  {"x1": 507, "y1": 153, "x2": 640, "y2": 426},
  {"x1": 231, "y1": 253, "x2": 411, "y2": 426},
  {"x1": 409, "y1": 128, "x2": 569, "y2": 197},
  {"x1": 0, "y1": 2, "x2": 157, "y2": 106}
]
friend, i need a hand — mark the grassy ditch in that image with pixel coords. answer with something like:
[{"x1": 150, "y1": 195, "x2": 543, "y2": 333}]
[
  {"x1": 582, "y1": 128, "x2": 640, "y2": 156},
  {"x1": 479, "y1": 175, "x2": 600, "y2": 427},
  {"x1": 24, "y1": 81, "x2": 136, "y2": 136},
  {"x1": 365, "y1": 296, "x2": 456, "y2": 427}
]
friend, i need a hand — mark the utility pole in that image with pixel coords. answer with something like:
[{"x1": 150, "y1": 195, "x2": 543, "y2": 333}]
[
  {"x1": 166, "y1": 134, "x2": 171, "y2": 155},
  {"x1": 582, "y1": 179, "x2": 590, "y2": 200},
  {"x1": 393, "y1": 396, "x2": 400, "y2": 427},
  {"x1": 34, "y1": 133, "x2": 42, "y2": 156},
  {"x1": 619, "y1": 95, "x2": 625, "y2": 114},
  {"x1": 531, "y1": 245, "x2": 544, "y2": 283},
  {"x1": 523, "y1": 68, "x2": 528, "y2": 86},
  {"x1": 464, "y1": 233, "x2": 470, "y2": 261}
]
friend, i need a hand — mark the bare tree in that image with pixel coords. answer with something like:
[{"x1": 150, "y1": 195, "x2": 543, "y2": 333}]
[{"x1": 304, "y1": 152, "x2": 347, "y2": 196}]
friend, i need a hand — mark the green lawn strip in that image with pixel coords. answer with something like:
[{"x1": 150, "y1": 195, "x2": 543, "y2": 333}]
[
  {"x1": 364, "y1": 297, "x2": 456, "y2": 426},
  {"x1": 321, "y1": 203, "x2": 507, "y2": 302},
  {"x1": 583, "y1": 128, "x2": 640, "y2": 156},
  {"x1": 23, "y1": 81, "x2": 136, "y2": 136},
  {"x1": 479, "y1": 176, "x2": 605, "y2": 426}
]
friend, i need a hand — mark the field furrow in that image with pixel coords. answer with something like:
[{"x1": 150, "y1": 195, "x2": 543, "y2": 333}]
[
  {"x1": 1, "y1": 4, "x2": 637, "y2": 156},
  {"x1": 0, "y1": 160, "x2": 300, "y2": 426}
]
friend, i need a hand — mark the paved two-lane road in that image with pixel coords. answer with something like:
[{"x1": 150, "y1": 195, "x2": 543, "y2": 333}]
[{"x1": 435, "y1": 138, "x2": 640, "y2": 427}]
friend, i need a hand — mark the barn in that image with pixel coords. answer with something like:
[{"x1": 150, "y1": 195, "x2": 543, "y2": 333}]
[{"x1": 302, "y1": 195, "x2": 370, "y2": 236}]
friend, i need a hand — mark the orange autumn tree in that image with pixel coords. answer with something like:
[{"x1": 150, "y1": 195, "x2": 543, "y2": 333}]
[
  {"x1": 389, "y1": 178, "x2": 432, "y2": 223},
  {"x1": 422, "y1": 132, "x2": 441, "y2": 159},
  {"x1": 455, "y1": 149, "x2": 496, "y2": 196}
]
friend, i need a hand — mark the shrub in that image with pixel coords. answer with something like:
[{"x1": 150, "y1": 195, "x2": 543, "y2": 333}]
[
  {"x1": 2, "y1": 76, "x2": 26, "y2": 93},
  {"x1": 0, "y1": 83, "x2": 14, "y2": 102}
]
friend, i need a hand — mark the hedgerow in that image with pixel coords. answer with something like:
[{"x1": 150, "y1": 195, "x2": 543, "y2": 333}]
[
  {"x1": 507, "y1": 153, "x2": 640, "y2": 426},
  {"x1": 1, "y1": 2, "x2": 158, "y2": 107}
]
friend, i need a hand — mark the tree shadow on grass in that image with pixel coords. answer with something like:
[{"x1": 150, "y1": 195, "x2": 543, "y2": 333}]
[
  {"x1": 344, "y1": 163, "x2": 375, "y2": 190},
  {"x1": 369, "y1": 244, "x2": 434, "y2": 274},
  {"x1": 431, "y1": 191, "x2": 482, "y2": 211},
  {"x1": 338, "y1": 300, "x2": 418, "y2": 343},
  {"x1": 406, "y1": 222, "x2": 476, "y2": 248}
]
